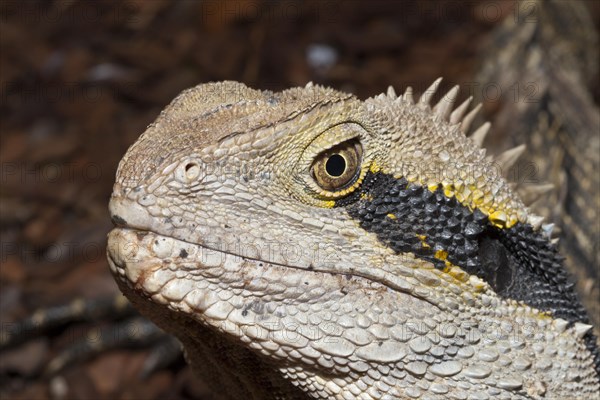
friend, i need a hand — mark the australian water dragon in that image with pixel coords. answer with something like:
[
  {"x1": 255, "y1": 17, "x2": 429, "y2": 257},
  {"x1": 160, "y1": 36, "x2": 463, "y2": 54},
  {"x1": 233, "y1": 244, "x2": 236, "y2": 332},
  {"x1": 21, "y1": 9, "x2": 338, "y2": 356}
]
[
  {"x1": 107, "y1": 75, "x2": 599, "y2": 398},
  {"x1": 3, "y1": 1, "x2": 597, "y2": 398}
]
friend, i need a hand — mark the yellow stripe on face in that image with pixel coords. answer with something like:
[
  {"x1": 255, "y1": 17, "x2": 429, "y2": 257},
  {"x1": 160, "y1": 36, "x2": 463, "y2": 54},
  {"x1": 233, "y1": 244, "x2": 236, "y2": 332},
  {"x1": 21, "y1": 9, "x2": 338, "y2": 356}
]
[
  {"x1": 376, "y1": 156, "x2": 524, "y2": 229},
  {"x1": 433, "y1": 182, "x2": 519, "y2": 229}
]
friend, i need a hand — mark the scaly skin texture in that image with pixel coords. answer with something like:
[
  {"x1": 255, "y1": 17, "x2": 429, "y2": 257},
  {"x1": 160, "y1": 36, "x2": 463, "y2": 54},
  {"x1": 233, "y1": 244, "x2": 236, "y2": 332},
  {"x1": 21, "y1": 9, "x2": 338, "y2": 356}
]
[{"x1": 107, "y1": 80, "x2": 599, "y2": 399}]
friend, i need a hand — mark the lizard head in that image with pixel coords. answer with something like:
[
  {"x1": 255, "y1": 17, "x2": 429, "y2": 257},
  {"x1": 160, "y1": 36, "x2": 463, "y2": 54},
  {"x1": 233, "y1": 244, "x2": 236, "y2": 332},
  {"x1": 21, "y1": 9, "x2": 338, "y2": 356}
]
[{"x1": 107, "y1": 81, "x2": 599, "y2": 398}]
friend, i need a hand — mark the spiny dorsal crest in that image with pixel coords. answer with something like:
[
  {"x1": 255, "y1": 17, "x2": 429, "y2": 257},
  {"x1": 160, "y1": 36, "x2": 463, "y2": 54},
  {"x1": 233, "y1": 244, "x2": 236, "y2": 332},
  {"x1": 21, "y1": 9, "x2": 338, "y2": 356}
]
[{"x1": 379, "y1": 78, "x2": 555, "y2": 233}]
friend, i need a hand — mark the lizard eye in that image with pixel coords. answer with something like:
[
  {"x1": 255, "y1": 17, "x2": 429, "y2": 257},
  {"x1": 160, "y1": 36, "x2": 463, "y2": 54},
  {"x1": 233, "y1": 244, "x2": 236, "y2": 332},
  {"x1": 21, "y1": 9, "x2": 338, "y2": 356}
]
[{"x1": 311, "y1": 139, "x2": 362, "y2": 191}]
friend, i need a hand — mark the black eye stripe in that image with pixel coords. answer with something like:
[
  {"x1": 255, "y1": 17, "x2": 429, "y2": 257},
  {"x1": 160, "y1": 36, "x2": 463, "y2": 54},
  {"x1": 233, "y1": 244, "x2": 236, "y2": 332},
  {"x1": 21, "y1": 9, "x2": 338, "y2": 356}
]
[{"x1": 341, "y1": 172, "x2": 592, "y2": 323}]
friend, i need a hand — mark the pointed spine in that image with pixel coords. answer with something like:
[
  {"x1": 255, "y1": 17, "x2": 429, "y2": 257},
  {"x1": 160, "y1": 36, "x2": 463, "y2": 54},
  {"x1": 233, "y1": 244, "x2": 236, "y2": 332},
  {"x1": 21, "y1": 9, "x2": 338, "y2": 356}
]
[
  {"x1": 470, "y1": 121, "x2": 491, "y2": 147},
  {"x1": 574, "y1": 322, "x2": 593, "y2": 338},
  {"x1": 403, "y1": 87, "x2": 414, "y2": 104},
  {"x1": 450, "y1": 96, "x2": 472, "y2": 125},
  {"x1": 461, "y1": 103, "x2": 482, "y2": 134},
  {"x1": 528, "y1": 214, "x2": 545, "y2": 230},
  {"x1": 433, "y1": 85, "x2": 459, "y2": 121},
  {"x1": 541, "y1": 223, "x2": 555, "y2": 239},
  {"x1": 419, "y1": 77, "x2": 442, "y2": 106},
  {"x1": 495, "y1": 144, "x2": 526, "y2": 171},
  {"x1": 387, "y1": 86, "x2": 397, "y2": 99}
]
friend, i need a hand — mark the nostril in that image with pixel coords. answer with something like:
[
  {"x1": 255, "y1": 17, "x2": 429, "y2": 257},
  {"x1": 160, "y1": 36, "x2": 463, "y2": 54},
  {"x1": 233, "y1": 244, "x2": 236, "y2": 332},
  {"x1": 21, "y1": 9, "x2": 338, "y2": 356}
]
[
  {"x1": 184, "y1": 162, "x2": 200, "y2": 180},
  {"x1": 175, "y1": 159, "x2": 204, "y2": 184}
]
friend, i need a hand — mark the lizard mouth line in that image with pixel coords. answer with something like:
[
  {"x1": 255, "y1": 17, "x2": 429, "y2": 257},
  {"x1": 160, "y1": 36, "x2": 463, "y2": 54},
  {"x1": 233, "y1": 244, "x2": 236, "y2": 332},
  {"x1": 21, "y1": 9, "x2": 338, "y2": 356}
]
[{"x1": 108, "y1": 225, "x2": 444, "y2": 312}]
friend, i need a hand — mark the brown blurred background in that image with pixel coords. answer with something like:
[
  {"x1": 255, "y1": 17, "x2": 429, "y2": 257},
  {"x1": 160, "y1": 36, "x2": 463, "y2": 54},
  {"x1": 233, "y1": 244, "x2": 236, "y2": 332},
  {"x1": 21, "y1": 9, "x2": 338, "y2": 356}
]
[{"x1": 1, "y1": 1, "x2": 598, "y2": 399}]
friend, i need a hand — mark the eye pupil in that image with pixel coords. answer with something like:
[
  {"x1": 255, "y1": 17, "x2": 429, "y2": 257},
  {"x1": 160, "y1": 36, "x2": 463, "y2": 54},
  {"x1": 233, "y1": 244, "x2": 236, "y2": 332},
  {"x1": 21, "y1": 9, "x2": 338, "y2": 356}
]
[
  {"x1": 325, "y1": 154, "x2": 346, "y2": 177},
  {"x1": 310, "y1": 137, "x2": 363, "y2": 194}
]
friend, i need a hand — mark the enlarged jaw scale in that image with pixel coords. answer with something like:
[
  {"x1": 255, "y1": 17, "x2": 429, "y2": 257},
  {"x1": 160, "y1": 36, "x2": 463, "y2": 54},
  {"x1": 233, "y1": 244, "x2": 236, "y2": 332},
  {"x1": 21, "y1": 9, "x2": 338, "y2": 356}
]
[{"x1": 107, "y1": 81, "x2": 599, "y2": 399}]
